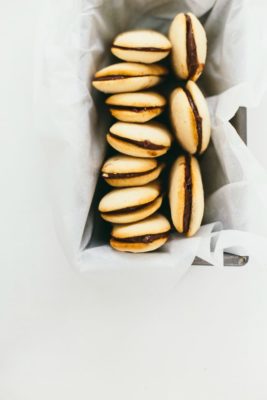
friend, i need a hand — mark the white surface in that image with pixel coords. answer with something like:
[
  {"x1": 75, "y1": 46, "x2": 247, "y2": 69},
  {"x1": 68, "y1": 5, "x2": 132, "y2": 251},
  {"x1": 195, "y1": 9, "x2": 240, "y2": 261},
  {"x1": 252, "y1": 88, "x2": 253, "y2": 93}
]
[{"x1": 1, "y1": 1, "x2": 267, "y2": 399}]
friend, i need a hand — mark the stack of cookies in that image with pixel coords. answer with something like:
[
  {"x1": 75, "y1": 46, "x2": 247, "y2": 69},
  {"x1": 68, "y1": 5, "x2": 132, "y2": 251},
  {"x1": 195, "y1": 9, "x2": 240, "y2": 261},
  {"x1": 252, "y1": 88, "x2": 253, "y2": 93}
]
[{"x1": 92, "y1": 12, "x2": 211, "y2": 253}]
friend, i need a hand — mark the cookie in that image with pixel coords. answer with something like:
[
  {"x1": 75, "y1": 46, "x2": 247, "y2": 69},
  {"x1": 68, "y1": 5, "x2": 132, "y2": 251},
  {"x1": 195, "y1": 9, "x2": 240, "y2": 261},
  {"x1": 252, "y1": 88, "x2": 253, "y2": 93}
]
[
  {"x1": 170, "y1": 80, "x2": 211, "y2": 154},
  {"x1": 92, "y1": 62, "x2": 168, "y2": 93},
  {"x1": 111, "y1": 30, "x2": 171, "y2": 64},
  {"x1": 107, "y1": 121, "x2": 172, "y2": 158},
  {"x1": 169, "y1": 12, "x2": 207, "y2": 81},
  {"x1": 105, "y1": 91, "x2": 166, "y2": 123},
  {"x1": 110, "y1": 213, "x2": 171, "y2": 252},
  {"x1": 99, "y1": 181, "x2": 162, "y2": 224},
  {"x1": 101, "y1": 155, "x2": 164, "y2": 187},
  {"x1": 169, "y1": 154, "x2": 204, "y2": 237}
]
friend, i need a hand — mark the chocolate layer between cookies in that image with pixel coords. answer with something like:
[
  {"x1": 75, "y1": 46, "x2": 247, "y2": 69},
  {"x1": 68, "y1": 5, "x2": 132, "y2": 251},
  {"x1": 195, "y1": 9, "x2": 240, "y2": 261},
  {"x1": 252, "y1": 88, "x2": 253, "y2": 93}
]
[
  {"x1": 109, "y1": 132, "x2": 166, "y2": 150},
  {"x1": 102, "y1": 195, "x2": 161, "y2": 215},
  {"x1": 102, "y1": 166, "x2": 158, "y2": 179},
  {"x1": 185, "y1": 14, "x2": 199, "y2": 79},
  {"x1": 94, "y1": 75, "x2": 128, "y2": 81},
  {"x1": 111, "y1": 231, "x2": 169, "y2": 243},
  {"x1": 184, "y1": 88, "x2": 202, "y2": 153},
  {"x1": 94, "y1": 74, "x2": 163, "y2": 81},
  {"x1": 109, "y1": 105, "x2": 164, "y2": 114},
  {"x1": 112, "y1": 45, "x2": 169, "y2": 52},
  {"x1": 183, "y1": 155, "x2": 192, "y2": 233}
]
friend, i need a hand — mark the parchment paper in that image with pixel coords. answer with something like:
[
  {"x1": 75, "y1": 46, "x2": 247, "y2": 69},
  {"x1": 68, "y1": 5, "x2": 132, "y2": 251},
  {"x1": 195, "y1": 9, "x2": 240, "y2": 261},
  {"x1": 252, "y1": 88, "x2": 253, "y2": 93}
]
[{"x1": 35, "y1": 0, "x2": 267, "y2": 272}]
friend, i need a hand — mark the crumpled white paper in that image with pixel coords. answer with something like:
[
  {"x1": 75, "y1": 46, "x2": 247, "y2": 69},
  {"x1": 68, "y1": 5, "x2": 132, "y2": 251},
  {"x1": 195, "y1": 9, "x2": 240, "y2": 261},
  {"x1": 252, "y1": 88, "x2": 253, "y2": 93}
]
[{"x1": 35, "y1": 0, "x2": 267, "y2": 272}]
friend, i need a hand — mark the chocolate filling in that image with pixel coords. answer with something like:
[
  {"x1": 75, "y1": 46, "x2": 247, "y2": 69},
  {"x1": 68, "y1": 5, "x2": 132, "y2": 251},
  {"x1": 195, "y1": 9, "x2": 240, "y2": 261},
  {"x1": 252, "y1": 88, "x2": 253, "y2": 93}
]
[
  {"x1": 109, "y1": 105, "x2": 163, "y2": 113},
  {"x1": 185, "y1": 14, "x2": 199, "y2": 79},
  {"x1": 109, "y1": 132, "x2": 166, "y2": 150},
  {"x1": 102, "y1": 195, "x2": 161, "y2": 215},
  {"x1": 94, "y1": 75, "x2": 129, "y2": 81},
  {"x1": 102, "y1": 166, "x2": 158, "y2": 179},
  {"x1": 183, "y1": 155, "x2": 192, "y2": 233},
  {"x1": 184, "y1": 88, "x2": 202, "y2": 153},
  {"x1": 112, "y1": 45, "x2": 169, "y2": 53},
  {"x1": 94, "y1": 74, "x2": 162, "y2": 81},
  {"x1": 111, "y1": 232, "x2": 169, "y2": 244}
]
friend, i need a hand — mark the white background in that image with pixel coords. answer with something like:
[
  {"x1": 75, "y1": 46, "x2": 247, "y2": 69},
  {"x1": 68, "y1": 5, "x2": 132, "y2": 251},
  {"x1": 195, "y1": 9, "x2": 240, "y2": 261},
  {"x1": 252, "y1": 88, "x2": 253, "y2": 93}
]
[{"x1": 0, "y1": 1, "x2": 267, "y2": 399}]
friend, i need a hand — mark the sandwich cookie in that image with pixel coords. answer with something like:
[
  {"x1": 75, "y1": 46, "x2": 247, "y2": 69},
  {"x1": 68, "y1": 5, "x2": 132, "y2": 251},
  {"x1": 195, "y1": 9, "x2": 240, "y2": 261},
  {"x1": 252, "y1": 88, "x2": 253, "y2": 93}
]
[
  {"x1": 169, "y1": 155, "x2": 204, "y2": 237},
  {"x1": 105, "y1": 91, "x2": 166, "y2": 123},
  {"x1": 98, "y1": 181, "x2": 162, "y2": 224},
  {"x1": 110, "y1": 213, "x2": 171, "y2": 253},
  {"x1": 169, "y1": 12, "x2": 207, "y2": 81},
  {"x1": 101, "y1": 155, "x2": 164, "y2": 187},
  {"x1": 170, "y1": 80, "x2": 210, "y2": 154},
  {"x1": 111, "y1": 30, "x2": 171, "y2": 64},
  {"x1": 107, "y1": 121, "x2": 172, "y2": 158},
  {"x1": 92, "y1": 62, "x2": 168, "y2": 94}
]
